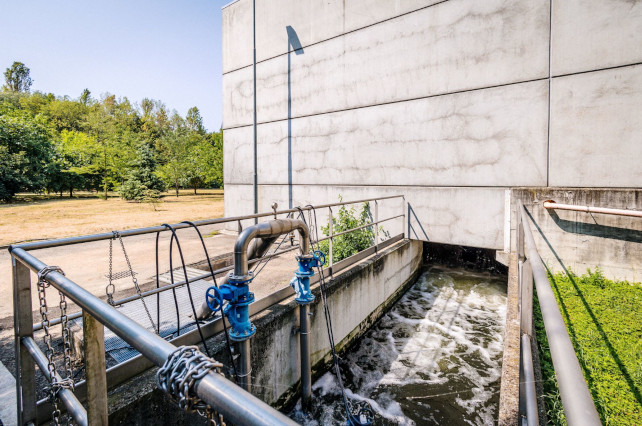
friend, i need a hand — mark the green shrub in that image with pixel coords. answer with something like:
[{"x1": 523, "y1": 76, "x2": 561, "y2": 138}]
[
  {"x1": 317, "y1": 200, "x2": 376, "y2": 263},
  {"x1": 535, "y1": 268, "x2": 642, "y2": 425}
]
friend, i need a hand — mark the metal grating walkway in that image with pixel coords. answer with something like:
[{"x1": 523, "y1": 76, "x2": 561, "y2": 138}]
[{"x1": 72, "y1": 279, "x2": 216, "y2": 364}]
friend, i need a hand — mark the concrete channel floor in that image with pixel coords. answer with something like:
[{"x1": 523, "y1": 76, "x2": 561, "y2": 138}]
[{"x1": 0, "y1": 226, "x2": 301, "y2": 425}]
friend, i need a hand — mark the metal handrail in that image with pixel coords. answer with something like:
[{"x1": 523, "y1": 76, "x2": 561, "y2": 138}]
[
  {"x1": 11, "y1": 195, "x2": 404, "y2": 251},
  {"x1": 22, "y1": 336, "x2": 88, "y2": 425},
  {"x1": 518, "y1": 203, "x2": 601, "y2": 425},
  {"x1": 12, "y1": 195, "x2": 406, "y2": 424},
  {"x1": 12, "y1": 247, "x2": 297, "y2": 426},
  {"x1": 543, "y1": 200, "x2": 642, "y2": 218}
]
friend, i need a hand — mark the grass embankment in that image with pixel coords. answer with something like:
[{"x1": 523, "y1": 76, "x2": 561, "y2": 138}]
[
  {"x1": 0, "y1": 189, "x2": 224, "y2": 246},
  {"x1": 534, "y1": 269, "x2": 642, "y2": 425}
]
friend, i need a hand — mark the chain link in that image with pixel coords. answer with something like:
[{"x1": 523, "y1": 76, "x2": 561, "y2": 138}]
[
  {"x1": 107, "y1": 231, "x2": 156, "y2": 330},
  {"x1": 106, "y1": 236, "x2": 115, "y2": 305},
  {"x1": 157, "y1": 346, "x2": 225, "y2": 425},
  {"x1": 37, "y1": 265, "x2": 75, "y2": 426}
]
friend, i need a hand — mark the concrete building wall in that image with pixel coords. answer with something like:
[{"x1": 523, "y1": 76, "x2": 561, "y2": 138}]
[{"x1": 221, "y1": 0, "x2": 642, "y2": 277}]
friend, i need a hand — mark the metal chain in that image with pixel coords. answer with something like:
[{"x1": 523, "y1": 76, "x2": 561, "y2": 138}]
[
  {"x1": 106, "y1": 236, "x2": 115, "y2": 305},
  {"x1": 109, "y1": 231, "x2": 156, "y2": 330},
  {"x1": 37, "y1": 266, "x2": 75, "y2": 426},
  {"x1": 157, "y1": 346, "x2": 225, "y2": 425}
]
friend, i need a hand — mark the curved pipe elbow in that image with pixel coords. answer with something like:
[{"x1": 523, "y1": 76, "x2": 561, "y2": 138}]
[{"x1": 233, "y1": 219, "x2": 310, "y2": 277}]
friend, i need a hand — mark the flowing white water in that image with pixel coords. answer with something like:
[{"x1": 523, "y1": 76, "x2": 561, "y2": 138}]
[{"x1": 292, "y1": 267, "x2": 507, "y2": 425}]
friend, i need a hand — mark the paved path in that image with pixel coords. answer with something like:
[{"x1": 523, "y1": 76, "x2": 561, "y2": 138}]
[{"x1": 0, "y1": 226, "x2": 300, "y2": 425}]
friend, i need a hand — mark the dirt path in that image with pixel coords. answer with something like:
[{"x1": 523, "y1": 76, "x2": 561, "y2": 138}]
[{"x1": 0, "y1": 189, "x2": 224, "y2": 247}]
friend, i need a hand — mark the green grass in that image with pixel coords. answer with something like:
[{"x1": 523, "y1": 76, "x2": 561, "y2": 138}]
[{"x1": 534, "y1": 268, "x2": 642, "y2": 425}]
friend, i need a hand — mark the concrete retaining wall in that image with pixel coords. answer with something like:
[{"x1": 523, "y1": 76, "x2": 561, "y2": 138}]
[
  {"x1": 249, "y1": 238, "x2": 423, "y2": 407},
  {"x1": 221, "y1": 0, "x2": 642, "y2": 253}
]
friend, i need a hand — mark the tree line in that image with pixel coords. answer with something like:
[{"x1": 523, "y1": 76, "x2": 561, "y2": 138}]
[{"x1": 0, "y1": 61, "x2": 223, "y2": 203}]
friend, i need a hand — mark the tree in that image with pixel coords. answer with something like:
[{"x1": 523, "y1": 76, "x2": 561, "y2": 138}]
[
  {"x1": 157, "y1": 128, "x2": 192, "y2": 197},
  {"x1": 186, "y1": 106, "x2": 205, "y2": 134},
  {"x1": 79, "y1": 89, "x2": 91, "y2": 106},
  {"x1": 0, "y1": 111, "x2": 52, "y2": 201},
  {"x1": 185, "y1": 135, "x2": 222, "y2": 194},
  {"x1": 119, "y1": 144, "x2": 165, "y2": 201},
  {"x1": 3, "y1": 62, "x2": 33, "y2": 93}
]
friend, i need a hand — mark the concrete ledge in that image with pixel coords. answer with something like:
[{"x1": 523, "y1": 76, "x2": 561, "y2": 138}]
[{"x1": 498, "y1": 253, "x2": 520, "y2": 426}]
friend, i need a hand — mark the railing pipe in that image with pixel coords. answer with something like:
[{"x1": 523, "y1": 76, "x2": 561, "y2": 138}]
[
  {"x1": 12, "y1": 195, "x2": 404, "y2": 251},
  {"x1": 22, "y1": 336, "x2": 89, "y2": 426},
  {"x1": 300, "y1": 304, "x2": 312, "y2": 410},
  {"x1": 543, "y1": 200, "x2": 642, "y2": 218},
  {"x1": 315, "y1": 214, "x2": 404, "y2": 243},
  {"x1": 11, "y1": 247, "x2": 297, "y2": 426},
  {"x1": 520, "y1": 335, "x2": 539, "y2": 426},
  {"x1": 520, "y1": 205, "x2": 601, "y2": 425}
]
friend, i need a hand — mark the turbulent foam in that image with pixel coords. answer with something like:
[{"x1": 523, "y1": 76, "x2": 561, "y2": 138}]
[{"x1": 292, "y1": 267, "x2": 507, "y2": 425}]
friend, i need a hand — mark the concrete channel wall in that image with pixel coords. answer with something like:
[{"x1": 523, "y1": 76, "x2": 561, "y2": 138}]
[
  {"x1": 221, "y1": 0, "x2": 642, "y2": 256},
  {"x1": 108, "y1": 239, "x2": 423, "y2": 422}
]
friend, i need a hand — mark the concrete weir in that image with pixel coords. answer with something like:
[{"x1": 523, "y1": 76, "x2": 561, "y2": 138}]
[{"x1": 107, "y1": 239, "x2": 423, "y2": 422}]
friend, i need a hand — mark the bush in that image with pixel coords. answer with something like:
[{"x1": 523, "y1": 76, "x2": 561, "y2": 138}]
[{"x1": 317, "y1": 200, "x2": 376, "y2": 263}]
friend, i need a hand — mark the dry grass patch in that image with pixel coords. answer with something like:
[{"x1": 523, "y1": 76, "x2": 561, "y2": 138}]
[{"x1": 0, "y1": 189, "x2": 224, "y2": 246}]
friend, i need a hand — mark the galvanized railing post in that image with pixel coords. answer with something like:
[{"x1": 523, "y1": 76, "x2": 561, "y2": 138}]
[
  {"x1": 328, "y1": 206, "x2": 333, "y2": 271},
  {"x1": 517, "y1": 203, "x2": 525, "y2": 261},
  {"x1": 12, "y1": 256, "x2": 36, "y2": 425},
  {"x1": 374, "y1": 200, "x2": 379, "y2": 252},
  {"x1": 83, "y1": 311, "x2": 108, "y2": 425}
]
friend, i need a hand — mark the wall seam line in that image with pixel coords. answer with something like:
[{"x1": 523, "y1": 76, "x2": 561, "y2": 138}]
[
  {"x1": 222, "y1": 0, "x2": 451, "y2": 76},
  {"x1": 222, "y1": 76, "x2": 549, "y2": 131}
]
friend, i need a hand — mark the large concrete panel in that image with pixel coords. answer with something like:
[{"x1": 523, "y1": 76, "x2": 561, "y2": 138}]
[
  {"x1": 552, "y1": 0, "x2": 642, "y2": 76},
  {"x1": 223, "y1": 0, "x2": 550, "y2": 128},
  {"x1": 222, "y1": 0, "x2": 253, "y2": 74},
  {"x1": 224, "y1": 184, "x2": 506, "y2": 249},
  {"x1": 549, "y1": 65, "x2": 642, "y2": 187},
  {"x1": 224, "y1": 81, "x2": 548, "y2": 187},
  {"x1": 222, "y1": 0, "x2": 443, "y2": 74}
]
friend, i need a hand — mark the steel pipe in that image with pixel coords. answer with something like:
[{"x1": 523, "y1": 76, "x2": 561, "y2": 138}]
[
  {"x1": 11, "y1": 248, "x2": 297, "y2": 426},
  {"x1": 234, "y1": 219, "x2": 310, "y2": 277},
  {"x1": 520, "y1": 335, "x2": 539, "y2": 426},
  {"x1": 299, "y1": 304, "x2": 312, "y2": 411},
  {"x1": 22, "y1": 336, "x2": 89, "y2": 426},
  {"x1": 238, "y1": 339, "x2": 252, "y2": 391},
  {"x1": 543, "y1": 200, "x2": 642, "y2": 218},
  {"x1": 520, "y1": 205, "x2": 601, "y2": 425}
]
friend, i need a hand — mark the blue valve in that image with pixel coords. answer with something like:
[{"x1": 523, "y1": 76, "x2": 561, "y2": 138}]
[
  {"x1": 205, "y1": 272, "x2": 256, "y2": 342},
  {"x1": 291, "y1": 251, "x2": 326, "y2": 304},
  {"x1": 206, "y1": 286, "x2": 224, "y2": 312}
]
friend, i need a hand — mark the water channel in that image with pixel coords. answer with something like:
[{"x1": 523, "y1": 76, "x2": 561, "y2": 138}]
[{"x1": 292, "y1": 266, "x2": 507, "y2": 425}]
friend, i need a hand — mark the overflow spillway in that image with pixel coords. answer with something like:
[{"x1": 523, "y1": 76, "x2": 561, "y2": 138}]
[{"x1": 292, "y1": 267, "x2": 507, "y2": 425}]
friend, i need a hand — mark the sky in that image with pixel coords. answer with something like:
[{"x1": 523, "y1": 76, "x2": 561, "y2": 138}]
[{"x1": 0, "y1": 0, "x2": 226, "y2": 131}]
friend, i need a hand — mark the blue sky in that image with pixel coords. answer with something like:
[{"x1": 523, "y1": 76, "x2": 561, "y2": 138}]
[{"x1": 0, "y1": 0, "x2": 225, "y2": 131}]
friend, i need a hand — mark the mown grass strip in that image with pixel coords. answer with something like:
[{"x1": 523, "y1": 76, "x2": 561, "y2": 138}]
[{"x1": 534, "y1": 269, "x2": 642, "y2": 425}]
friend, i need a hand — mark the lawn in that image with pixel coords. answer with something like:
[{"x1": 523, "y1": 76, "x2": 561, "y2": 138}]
[
  {"x1": 535, "y1": 269, "x2": 642, "y2": 425},
  {"x1": 0, "y1": 189, "x2": 224, "y2": 246}
]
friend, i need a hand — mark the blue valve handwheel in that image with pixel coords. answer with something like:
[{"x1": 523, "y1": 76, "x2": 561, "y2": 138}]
[
  {"x1": 313, "y1": 250, "x2": 326, "y2": 266},
  {"x1": 206, "y1": 286, "x2": 224, "y2": 312}
]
